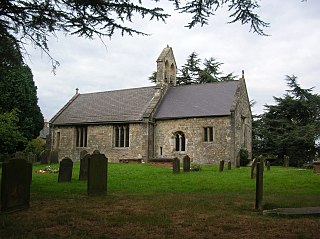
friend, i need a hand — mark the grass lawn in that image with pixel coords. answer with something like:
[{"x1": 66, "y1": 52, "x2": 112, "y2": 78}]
[{"x1": 0, "y1": 163, "x2": 319, "y2": 239}]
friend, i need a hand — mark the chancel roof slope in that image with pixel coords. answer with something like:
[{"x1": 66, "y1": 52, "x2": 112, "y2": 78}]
[
  {"x1": 51, "y1": 86, "x2": 157, "y2": 125},
  {"x1": 154, "y1": 81, "x2": 239, "y2": 119}
]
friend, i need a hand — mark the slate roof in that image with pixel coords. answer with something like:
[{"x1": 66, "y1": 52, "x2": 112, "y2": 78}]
[
  {"x1": 154, "y1": 81, "x2": 239, "y2": 119},
  {"x1": 51, "y1": 86, "x2": 157, "y2": 125}
]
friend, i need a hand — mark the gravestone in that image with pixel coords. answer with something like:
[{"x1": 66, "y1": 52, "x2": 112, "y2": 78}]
[
  {"x1": 251, "y1": 158, "x2": 257, "y2": 179},
  {"x1": 87, "y1": 153, "x2": 108, "y2": 196},
  {"x1": 49, "y1": 150, "x2": 59, "y2": 164},
  {"x1": 227, "y1": 161, "x2": 232, "y2": 170},
  {"x1": 219, "y1": 160, "x2": 225, "y2": 172},
  {"x1": 79, "y1": 153, "x2": 90, "y2": 181},
  {"x1": 58, "y1": 157, "x2": 73, "y2": 183},
  {"x1": 266, "y1": 161, "x2": 271, "y2": 171},
  {"x1": 39, "y1": 150, "x2": 50, "y2": 164},
  {"x1": 80, "y1": 150, "x2": 88, "y2": 160},
  {"x1": 183, "y1": 155, "x2": 190, "y2": 172},
  {"x1": 172, "y1": 158, "x2": 180, "y2": 173},
  {"x1": 1, "y1": 157, "x2": 32, "y2": 213},
  {"x1": 255, "y1": 157, "x2": 264, "y2": 211},
  {"x1": 283, "y1": 155, "x2": 290, "y2": 167},
  {"x1": 14, "y1": 151, "x2": 25, "y2": 159},
  {"x1": 93, "y1": 150, "x2": 100, "y2": 154},
  {"x1": 27, "y1": 153, "x2": 37, "y2": 163}
]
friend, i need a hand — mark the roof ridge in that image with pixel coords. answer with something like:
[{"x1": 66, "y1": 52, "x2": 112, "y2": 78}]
[
  {"x1": 173, "y1": 80, "x2": 239, "y2": 89},
  {"x1": 78, "y1": 85, "x2": 156, "y2": 96}
]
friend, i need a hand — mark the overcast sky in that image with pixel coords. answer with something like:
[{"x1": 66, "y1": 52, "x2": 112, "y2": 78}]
[{"x1": 25, "y1": 0, "x2": 320, "y2": 121}]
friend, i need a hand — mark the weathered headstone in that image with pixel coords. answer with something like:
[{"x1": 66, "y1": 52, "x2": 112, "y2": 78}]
[
  {"x1": 283, "y1": 155, "x2": 290, "y2": 167},
  {"x1": 39, "y1": 150, "x2": 50, "y2": 164},
  {"x1": 87, "y1": 153, "x2": 108, "y2": 196},
  {"x1": 255, "y1": 157, "x2": 264, "y2": 211},
  {"x1": 266, "y1": 161, "x2": 271, "y2": 171},
  {"x1": 58, "y1": 157, "x2": 73, "y2": 183},
  {"x1": 79, "y1": 153, "x2": 90, "y2": 181},
  {"x1": 183, "y1": 155, "x2": 190, "y2": 172},
  {"x1": 49, "y1": 150, "x2": 59, "y2": 164},
  {"x1": 227, "y1": 161, "x2": 232, "y2": 170},
  {"x1": 172, "y1": 157, "x2": 180, "y2": 173},
  {"x1": 80, "y1": 150, "x2": 88, "y2": 160},
  {"x1": 219, "y1": 160, "x2": 224, "y2": 172},
  {"x1": 27, "y1": 153, "x2": 37, "y2": 163},
  {"x1": 93, "y1": 150, "x2": 100, "y2": 154},
  {"x1": 251, "y1": 158, "x2": 257, "y2": 179},
  {"x1": 14, "y1": 151, "x2": 25, "y2": 160},
  {"x1": 1, "y1": 157, "x2": 32, "y2": 213}
]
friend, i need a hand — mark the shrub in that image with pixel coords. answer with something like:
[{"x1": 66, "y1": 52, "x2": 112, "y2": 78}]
[
  {"x1": 24, "y1": 138, "x2": 45, "y2": 156},
  {"x1": 190, "y1": 163, "x2": 201, "y2": 171}
]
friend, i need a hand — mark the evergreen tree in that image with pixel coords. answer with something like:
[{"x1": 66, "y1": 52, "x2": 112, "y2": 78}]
[
  {"x1": 177, "y1": 52, "x2": 237, "y2": 85},
  {"x1": 0, "y1": 0, "x2": 272, "y2": 66},
  {"x1": 0, "y1": 30, "x2": 44, "y2": 151},
  {"x1": 253, "y1": 75, "x2": 320, "y2": 166}
]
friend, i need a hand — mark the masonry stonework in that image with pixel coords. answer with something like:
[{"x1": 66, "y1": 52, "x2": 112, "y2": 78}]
[
  {"x1": 51, "y1": 123, "x2": 149, "y2": 162},
  {"x1": 154, "y1": 117, "x2": 232, "y2": 164}
]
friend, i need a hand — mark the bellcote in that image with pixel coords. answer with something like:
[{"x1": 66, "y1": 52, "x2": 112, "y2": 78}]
[{"x1": 156, "y1": 45, "x2": 177, "y2": 86}]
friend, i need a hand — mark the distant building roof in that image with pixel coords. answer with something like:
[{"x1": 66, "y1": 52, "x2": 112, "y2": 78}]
[
  {"x1": 154, "y1": 81, "x2": 239, "y2": 119},
  {"x1": 50, "y1": 86, "x2": 157, "y2": 125}
]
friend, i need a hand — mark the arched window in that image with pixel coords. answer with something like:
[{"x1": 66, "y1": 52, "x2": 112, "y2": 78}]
[
  {"x1": 175, "y1": 131, "x2": 185, "y2": 152},
  {"x1": 169, "y1": 63, "x2": 176, "y2": 84}
]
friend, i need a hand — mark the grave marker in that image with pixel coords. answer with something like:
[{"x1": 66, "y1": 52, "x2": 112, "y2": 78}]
[
  {"x1": 87, "y1": 153, "x2": 108, "y2": 196},
  {"x1": 219, "y1": 160, "x2": 225, "y2": 172},
  {"x1": 79, "y1": 153, "x2": 90, "y2": 181},
  {"x1": 284, "y1": 155, "x2": 290, "y2": 167},
  {"x1": 255, "y1": 157, "x2": 264, "y2": 211},
  {"x1": 1, "y1": 157, "x2": 32, "y2": 213},
  {"x1": 183, "y1": 155, "x2": 190, "y2": 172},
  {"x1": 58, "y1": 157, "x2": 73, "y2": 183},
  {"x1": 228, "y1": 161, "x2": 231, "y2": 170},
  {"x1": 172, "y1": 158, "x2": 180, "y2": 173}
]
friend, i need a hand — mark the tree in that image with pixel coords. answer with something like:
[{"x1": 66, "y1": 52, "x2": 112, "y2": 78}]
[
  {"x1": 148, "y1": 52, "x2": 236, "y2": 85},
  {"x1": 0, "y1": 0, "x2": 273, "y2": 67},
  {"x1": 253, "y1": 75, "x2": 320, "y2": 166},
  {"x1": 0, "y1": 110, "x2": 27, "y2": 155},
  {"x1": 178, "y1": 52, "x2": 237, "y2": 85},
  {"x1": 0, "y1": 30, "x2": 44, "y2": 145}
]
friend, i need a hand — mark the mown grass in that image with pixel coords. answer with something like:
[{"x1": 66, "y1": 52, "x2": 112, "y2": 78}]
[{"x1": 0, "y1": 163, "x2": 319, "y2": 239}]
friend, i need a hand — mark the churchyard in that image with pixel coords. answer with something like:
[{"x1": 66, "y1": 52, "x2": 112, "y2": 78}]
[{"x1": 0, "y1": 160, "x2": 319, "y2": 238}]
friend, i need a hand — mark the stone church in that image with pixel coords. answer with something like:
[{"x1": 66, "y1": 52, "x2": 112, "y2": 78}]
[{"x1": 49, "y1": 46, "x2": 252, "y2": 166}]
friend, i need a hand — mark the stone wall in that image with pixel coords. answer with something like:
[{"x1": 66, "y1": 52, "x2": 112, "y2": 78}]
[
  {"x1": 231, "y1": 78, "x2": 253, "y2": 166},
  {"x1": 50, "y1": 123, "x2": 148, "y2": 162},
  {"x1": 154, "y1": 117, "x2": 233, "y2": 164}
]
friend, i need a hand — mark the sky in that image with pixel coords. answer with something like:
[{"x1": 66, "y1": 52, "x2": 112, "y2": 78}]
[{"x1": 25, "y1": 0, "x2": 320, "y2": 121}]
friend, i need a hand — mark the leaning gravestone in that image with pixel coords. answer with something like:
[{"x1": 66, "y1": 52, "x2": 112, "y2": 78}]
[
  {"x1": 1, "y1": 157, "x2": 32, "y2": 213},
  {"x1": 183, "y1": 155, "x2": 190, "y2": 172},
  {"x1": 49, "y1": 150, "x2": 59, "y2": 164},
  {"x1": 58, "y1": 157, "x2": 73, "y2": 183},
  {"x1": 172, "y1": 158, "x2": 180, "y2": 174},
  {"x1": 87, "y1": 152, "x2": 108, "y2": 196},
  {"x1": 79, "y1": 153, "x2": 90, "y2": 181},
  {"x1": 251, "y1": 158, "x2": 257, "y2": 179}
]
